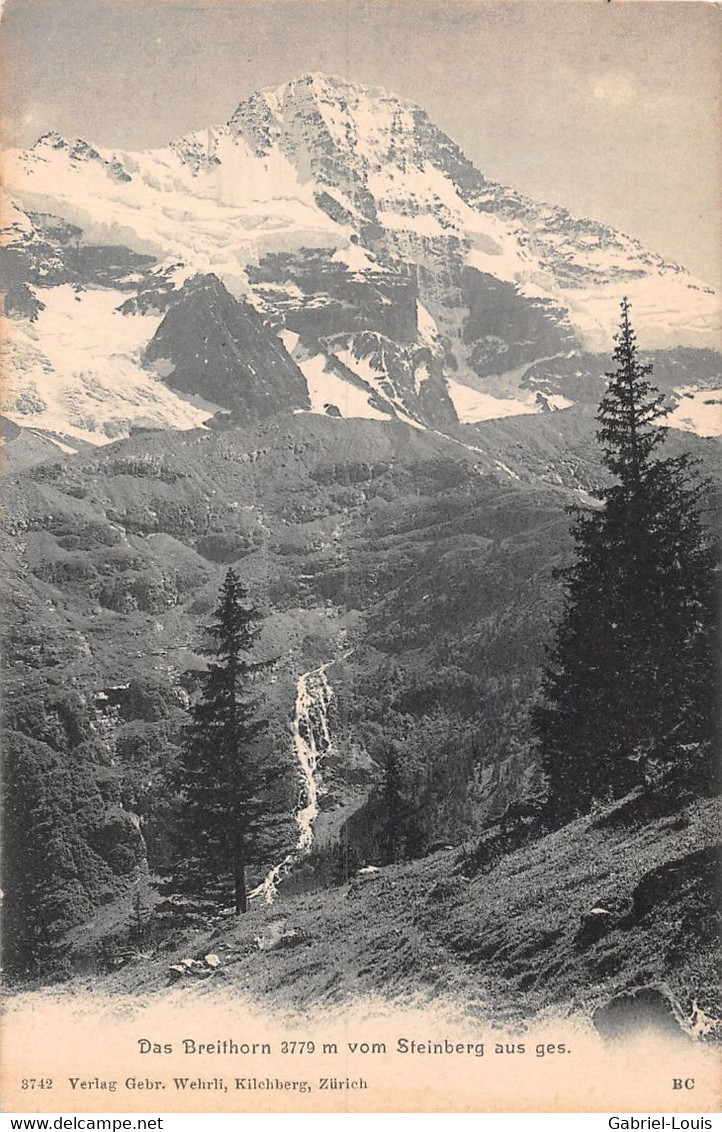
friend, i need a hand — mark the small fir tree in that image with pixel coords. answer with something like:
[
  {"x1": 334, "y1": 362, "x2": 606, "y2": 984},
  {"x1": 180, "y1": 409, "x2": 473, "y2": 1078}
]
[
  {"x1": 378, "y1": 743, "x2": 405, "y2": 864},
  {"x1": 376, "y1": 740, "x2": 423, "y2": 864},
  {"x1": 174, "y1": 568, "x2": 271, "y2": 913},
  {"x1": 535, "y1": 299, "x2": 718, "y2": 822}
]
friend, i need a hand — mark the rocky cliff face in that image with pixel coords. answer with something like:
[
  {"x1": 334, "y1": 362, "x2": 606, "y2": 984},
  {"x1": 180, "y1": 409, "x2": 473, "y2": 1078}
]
[{"x1": 143, "y1": 273, "x2": 310, "y2": 422}]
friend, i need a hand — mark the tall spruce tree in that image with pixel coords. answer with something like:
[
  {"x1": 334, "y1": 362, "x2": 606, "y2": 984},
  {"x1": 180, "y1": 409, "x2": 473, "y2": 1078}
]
[
  {"x1": 174, "y1": 568, "x2": 271, "y2": 913},
  {"x1": 535, "y1": 299, "x2": 717, "y2": 822}
]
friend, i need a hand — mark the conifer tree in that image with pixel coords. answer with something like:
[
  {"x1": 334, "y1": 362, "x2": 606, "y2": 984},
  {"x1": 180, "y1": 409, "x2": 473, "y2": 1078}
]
[
  {"x1": 174, "y1": 568, "x2": 271, "y2": 913},
  {"x1": 378, "y1": 743, "x2": 405, "y2": 864},
  {"x1": 376, "y1": 740, "x2": 423, "y2": 864},
  {"x1": 535, "y1": 299, "x2": 717, "y2": 822}
]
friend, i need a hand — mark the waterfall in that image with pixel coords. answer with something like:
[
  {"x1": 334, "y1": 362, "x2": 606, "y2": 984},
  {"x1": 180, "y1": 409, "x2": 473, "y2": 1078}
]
[{"x1": 249, "y1": 661, "x2": 335, "y2": 904}]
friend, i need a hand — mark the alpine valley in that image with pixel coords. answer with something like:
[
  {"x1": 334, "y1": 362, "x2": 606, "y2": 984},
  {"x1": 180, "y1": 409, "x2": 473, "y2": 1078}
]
[{"x1": 1, "y1": 74, "x2": 720, "y2": 1028}]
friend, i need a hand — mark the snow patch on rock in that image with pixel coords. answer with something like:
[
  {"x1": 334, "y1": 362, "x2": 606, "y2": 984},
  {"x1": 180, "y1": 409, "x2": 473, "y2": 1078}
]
[
  {"x1": 2, "y1": 285, "x2": 214, "y2": 444},
  {"x1": 667, "y1": 387, "x2": 722, "y2": 438},
  {"x1": 298, "y1": 353, "x2": 392, "y2": 421}
]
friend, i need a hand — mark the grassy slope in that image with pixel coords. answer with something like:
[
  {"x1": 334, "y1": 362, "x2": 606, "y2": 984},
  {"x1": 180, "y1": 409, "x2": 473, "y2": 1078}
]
[{"x1": 83, "y1": 791, "x2": 720, "y2": 1028}]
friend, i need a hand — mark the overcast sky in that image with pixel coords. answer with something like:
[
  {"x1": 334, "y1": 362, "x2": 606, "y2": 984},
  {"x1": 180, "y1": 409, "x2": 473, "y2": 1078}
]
[{"x1": 1, "y1": 0, "x2": 720, "y2": 286}]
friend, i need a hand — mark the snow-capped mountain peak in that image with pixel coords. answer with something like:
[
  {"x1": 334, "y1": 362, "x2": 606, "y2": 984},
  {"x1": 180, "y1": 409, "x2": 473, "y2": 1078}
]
[
  {"x1": 1, "y1": 73, "x2": 719, "y2": 448},
  {"x1": 32, "y1": 130, "x2": 69, "y2": 151}
]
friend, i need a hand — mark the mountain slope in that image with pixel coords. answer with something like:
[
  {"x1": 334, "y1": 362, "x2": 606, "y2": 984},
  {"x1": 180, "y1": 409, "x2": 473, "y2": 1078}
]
[
  {"x1": 64, "y1": 790, "x2": 722, "y2": 1037},
  {"x1": 4, "y1": 410, "x2": 719, "y2": 969}
]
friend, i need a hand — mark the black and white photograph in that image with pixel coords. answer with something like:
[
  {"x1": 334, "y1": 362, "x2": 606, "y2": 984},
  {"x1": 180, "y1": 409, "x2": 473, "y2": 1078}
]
[{"x1": 1, "y1": 0, "x2": 720, "y2": 1114}]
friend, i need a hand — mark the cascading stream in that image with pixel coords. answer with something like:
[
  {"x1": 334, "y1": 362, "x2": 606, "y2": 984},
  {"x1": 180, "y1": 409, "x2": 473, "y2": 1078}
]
[{"x1": 249, "y1": 660, "x2": 336, "y2": 904}]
